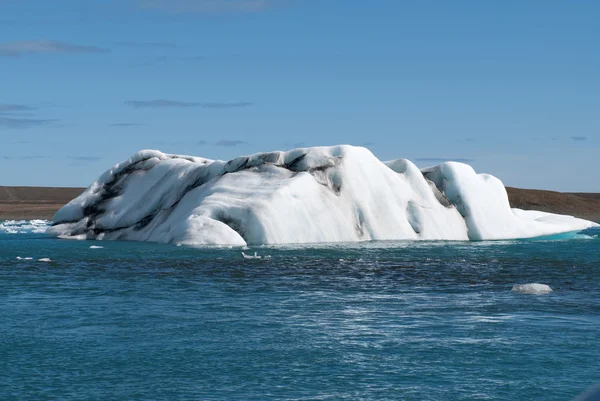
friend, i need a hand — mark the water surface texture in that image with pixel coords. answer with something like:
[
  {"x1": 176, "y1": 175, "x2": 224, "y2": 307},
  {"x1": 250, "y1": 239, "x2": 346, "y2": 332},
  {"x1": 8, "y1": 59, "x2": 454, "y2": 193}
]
[{"x1": 1, "y1": 222, "x2": 599, "y2": 400}]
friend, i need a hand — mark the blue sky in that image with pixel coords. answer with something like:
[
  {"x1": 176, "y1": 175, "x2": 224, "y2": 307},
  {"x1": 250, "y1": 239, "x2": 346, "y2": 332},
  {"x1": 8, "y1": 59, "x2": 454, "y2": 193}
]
[{"x1": 1, "y1": 0, "x2": 598, "y2": 191}]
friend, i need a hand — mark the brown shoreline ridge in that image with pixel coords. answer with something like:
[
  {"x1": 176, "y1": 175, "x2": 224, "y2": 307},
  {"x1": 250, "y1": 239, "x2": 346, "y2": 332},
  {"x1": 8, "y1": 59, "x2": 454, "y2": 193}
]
[{"x1": 1, "y1": 185, "x2": 599, "y2": 223}]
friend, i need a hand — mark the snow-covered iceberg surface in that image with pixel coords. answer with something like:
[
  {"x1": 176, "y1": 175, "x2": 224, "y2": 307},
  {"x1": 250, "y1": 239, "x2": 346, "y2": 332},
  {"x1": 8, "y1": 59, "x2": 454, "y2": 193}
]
[{"x1": 49, "y1": 145, "x2": 597, "y2": 245}]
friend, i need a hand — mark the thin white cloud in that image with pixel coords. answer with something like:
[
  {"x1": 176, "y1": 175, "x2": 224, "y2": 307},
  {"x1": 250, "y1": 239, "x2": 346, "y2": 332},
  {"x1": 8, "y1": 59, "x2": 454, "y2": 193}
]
[
  {"x1": 0, "y1": 40, "x2": 109, "y2": 57},
  {"x1": 0, "y1": 117, "x2": 56, "y2": 129},
  {"x1": 0, "y1": 103, "x2": 35, "y2": 112}
]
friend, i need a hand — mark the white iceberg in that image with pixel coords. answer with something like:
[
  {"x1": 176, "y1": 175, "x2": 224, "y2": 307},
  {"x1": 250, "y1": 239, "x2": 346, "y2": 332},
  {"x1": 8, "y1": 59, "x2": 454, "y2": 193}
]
[
  {"x1": 48, "y1": 145, "x2": 598, "y2": 246},
  {"x1": 512, "y1": 283, "x2": 553, "y2": 294}
]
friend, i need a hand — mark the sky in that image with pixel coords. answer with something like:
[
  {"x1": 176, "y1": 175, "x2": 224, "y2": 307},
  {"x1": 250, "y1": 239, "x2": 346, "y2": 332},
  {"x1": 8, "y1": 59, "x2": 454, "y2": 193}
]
[{"x1": 0, "y1": 0, "x2": 598, "y2": 191}]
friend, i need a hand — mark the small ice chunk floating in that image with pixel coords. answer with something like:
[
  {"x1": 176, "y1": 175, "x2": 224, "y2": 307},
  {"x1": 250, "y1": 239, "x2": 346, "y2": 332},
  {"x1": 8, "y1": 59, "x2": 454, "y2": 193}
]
[{"x1": 512, "y1": 283, "x2": 553, "y2": 294}]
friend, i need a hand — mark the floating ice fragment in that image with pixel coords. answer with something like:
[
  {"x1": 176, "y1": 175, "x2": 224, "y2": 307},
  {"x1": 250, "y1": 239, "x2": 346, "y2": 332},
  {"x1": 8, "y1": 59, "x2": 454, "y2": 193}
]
[
  {"x1": 90, "y1": 245, "x2": 104, "y2": 249},
  {"x1": 242, "y1": 251, "x2": 262, "y2": 259},
  {"x1": 38, "y1": 258, "x2": 52, "y2": 263},
  {"x1": 1, "y1": 219, "x2": 51, "y2": 234},
  {"x1": 512, "y1": 283, "x2": 553, "y2": 294},
  {"x1": 16, "y1": 256, "x2": 33, "y2": 260}
]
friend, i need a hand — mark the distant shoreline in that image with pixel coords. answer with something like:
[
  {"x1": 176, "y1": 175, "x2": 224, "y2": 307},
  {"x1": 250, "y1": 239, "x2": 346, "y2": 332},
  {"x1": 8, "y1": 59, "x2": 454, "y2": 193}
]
[
  {"x1": 505, "y1": 187, "x2": 600, "y2": 223},
  {"x1": 0, "y1": 186, "x2": 84, "y2": 220},
  {"x1": 1, "y1": 185, "x2": 599, "y2": 223}
]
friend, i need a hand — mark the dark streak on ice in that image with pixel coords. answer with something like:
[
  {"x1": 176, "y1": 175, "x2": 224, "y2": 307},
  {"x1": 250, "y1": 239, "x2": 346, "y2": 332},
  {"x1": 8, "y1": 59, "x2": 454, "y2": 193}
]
[{"x1": 54, "y1": 151, "x2": 345, "y2": 239}]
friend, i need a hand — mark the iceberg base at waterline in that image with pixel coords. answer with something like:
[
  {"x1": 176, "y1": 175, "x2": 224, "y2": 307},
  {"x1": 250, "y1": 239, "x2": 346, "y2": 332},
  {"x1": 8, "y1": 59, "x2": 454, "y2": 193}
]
[{"x1": 48, "y1": 145, "x2": 597, "y2": 246}]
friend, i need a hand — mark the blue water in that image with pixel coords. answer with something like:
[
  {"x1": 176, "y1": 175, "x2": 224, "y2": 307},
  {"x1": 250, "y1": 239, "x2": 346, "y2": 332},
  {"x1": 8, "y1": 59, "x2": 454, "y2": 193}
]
[{"x1": 1, "y1": 222, "x2": 599, "y2": 400}]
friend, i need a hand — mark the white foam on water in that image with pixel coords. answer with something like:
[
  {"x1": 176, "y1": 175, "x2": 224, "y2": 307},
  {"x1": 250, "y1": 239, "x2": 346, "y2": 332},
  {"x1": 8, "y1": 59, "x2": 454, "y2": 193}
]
[{"x1": 512, "y1": 283, "x2": 553, "y2": 294}]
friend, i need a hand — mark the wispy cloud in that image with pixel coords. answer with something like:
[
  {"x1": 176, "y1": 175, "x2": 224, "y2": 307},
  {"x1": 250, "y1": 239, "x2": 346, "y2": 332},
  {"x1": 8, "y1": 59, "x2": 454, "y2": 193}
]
[
  {"x1": 110, "y1": 122, "x2": 144, "y2": 127},
  {"x1": 0, "y1": 155, "x2": 49, "y2": 160},
  {"x1": 0, "y1": 117, "x2": 56, "y2": 129},
  {"x1": 0, "y1": 103, "x2": 35, "y2": 112},
  {"x1": 0, "y1": 40, "x2": 109, "y2": 57},
  {"x1": 415, "y1": 157, "x2": 475, "y2": 164},
  {"x1": 215, "y1": 140, "x2": 247, "y2": 147},
  {"x1": 125, "y1": 99, "x2": 253, "y2": 109},
  {"x1": 115, "y1": 41, "x2": 177, "y2": 48},
  {"x1": 571, "y1": 136, "x2": 587, "y2": 141},
  {"x1": 0, "y1": 112, "x2": 36, "y2": 117},
  {"x1": 136, "y1": 0, "x2": 274, "y2": 14}
]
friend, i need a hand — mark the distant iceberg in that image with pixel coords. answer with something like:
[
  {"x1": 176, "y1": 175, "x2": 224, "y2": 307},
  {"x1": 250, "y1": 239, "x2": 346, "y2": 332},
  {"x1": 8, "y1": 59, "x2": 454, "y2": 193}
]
[{"x1": 49, "y1": 145, "x2": 598, "y2": 245}]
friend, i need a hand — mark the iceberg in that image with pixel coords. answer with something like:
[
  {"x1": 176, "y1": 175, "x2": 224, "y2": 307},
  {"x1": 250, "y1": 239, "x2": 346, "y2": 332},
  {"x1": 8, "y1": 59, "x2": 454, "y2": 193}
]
[{"x1": 49, "y1": 145, "x2": 598, "y2": 245}]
